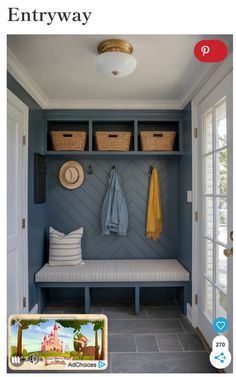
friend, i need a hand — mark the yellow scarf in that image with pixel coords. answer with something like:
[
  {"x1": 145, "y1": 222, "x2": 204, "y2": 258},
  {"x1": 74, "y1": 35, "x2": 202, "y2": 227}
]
[{"x1": 146, "y1": 168, "x2": 163, "y2": 240}]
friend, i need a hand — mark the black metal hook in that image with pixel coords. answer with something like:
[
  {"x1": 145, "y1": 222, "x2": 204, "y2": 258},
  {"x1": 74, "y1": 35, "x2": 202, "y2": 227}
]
[
  {"x1": 149, "y1": 166, "x2": 153, "y2": 175},
  {"x1": 87, "y1": 164, "x2": 93, "y2": 175}
]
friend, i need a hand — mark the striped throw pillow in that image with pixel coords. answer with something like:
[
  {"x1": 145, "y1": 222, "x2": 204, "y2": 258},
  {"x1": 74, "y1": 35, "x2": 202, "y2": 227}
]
[{"x1": 49, "y1": 227, "x2": 83, "y2": 266}]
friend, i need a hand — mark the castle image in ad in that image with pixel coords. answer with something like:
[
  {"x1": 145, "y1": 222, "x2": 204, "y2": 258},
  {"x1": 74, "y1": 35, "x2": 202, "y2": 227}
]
[{"x1": 41, "y1": 323, "x2": 64, "y2": 352}]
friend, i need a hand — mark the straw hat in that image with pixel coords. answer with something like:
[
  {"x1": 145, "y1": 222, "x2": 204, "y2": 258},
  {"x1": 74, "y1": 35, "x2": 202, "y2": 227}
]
[{"x1": 59, "y1": 161, "x2": 84, "y2": 189}]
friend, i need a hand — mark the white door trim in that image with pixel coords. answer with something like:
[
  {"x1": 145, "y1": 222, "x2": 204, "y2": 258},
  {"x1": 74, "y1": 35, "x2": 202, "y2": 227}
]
[
  {"x1": 191, "y1": 53, "x2": 233, "y2": 330},
  {"x1": 191, "y1": 100, "x2": 200, "y2": 328},
  {"x1": 7, "y1": 89, "x2": 29, "y2": 313}
]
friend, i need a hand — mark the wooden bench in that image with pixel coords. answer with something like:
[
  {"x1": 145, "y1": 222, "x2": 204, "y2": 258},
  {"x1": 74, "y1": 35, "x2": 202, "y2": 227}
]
[{"x1": 35, "y1": 259, "x2": 190, "y2": 315}]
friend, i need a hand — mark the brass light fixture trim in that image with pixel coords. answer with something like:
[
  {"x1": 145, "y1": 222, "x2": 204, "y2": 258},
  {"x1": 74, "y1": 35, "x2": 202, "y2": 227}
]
[{"x1": 97, "y1": 39, "x2": 134, "y2": 55}]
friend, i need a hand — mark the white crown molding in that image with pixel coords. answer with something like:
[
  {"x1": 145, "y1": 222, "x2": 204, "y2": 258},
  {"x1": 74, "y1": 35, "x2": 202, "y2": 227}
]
[
  {"x1": 7, "y1": 48, "x2": 233, "y2": 111},
  {"x1": 180, "y1": 47, "x2": 233, "y2": 109},
  {"x1": 46, "y1": 99, "x2": 181, "y2": 110},
  {"x1": 7, "y1": 48, "x2": 48, "y2": 109},
  {"x1": 191, "y1": 52, "x2": 233, "y2": 106}
]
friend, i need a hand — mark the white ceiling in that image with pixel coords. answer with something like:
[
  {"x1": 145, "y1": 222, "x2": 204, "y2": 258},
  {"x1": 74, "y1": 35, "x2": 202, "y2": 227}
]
[{"x1": 7, "y1": 34, "x2": 232, "y2": 109}]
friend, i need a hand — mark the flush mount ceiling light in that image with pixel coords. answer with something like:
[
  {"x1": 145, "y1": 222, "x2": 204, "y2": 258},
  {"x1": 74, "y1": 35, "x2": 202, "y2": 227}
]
[{"x1": 96, "y1": 39, "x2": 137, "y2": 78}]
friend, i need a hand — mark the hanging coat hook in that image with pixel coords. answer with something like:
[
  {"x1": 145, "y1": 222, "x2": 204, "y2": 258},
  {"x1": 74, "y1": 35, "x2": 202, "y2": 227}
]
[
  {"x1": 149, "y1": 166, "x2": 153, "y2": 175},
  {"x1": 87, "y1": 164, "x2": 93, "y2": 174}
]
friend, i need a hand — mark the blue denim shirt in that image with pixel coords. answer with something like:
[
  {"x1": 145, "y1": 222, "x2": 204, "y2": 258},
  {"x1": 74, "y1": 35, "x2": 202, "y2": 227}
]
[{"x1": 101, "y1": 168, "x2": 128, "y2": 236}]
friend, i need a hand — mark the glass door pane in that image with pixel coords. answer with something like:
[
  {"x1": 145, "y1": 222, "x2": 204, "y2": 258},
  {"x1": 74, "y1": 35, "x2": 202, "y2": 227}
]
[
  {"x1": 216, "y1": 100, "x2": 227, "y2": 149},
  {"x1": 202, "y1": 97, "x2": 228, "y2": 323},
  {"x1": 204, "y1": 279, "x2": 213, "y2": 321},
  {"x1": 216, "y1": 289, "x2": 227, "y2": 318},
  {"x1": 216, "y1": 244, "x2": 227, "y2": 290}
]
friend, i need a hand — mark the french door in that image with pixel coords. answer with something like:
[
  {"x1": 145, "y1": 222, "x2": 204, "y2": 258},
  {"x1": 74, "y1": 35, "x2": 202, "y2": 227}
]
[{"x1": 197, "y1": 72, "x2": 233, "y2": 362}]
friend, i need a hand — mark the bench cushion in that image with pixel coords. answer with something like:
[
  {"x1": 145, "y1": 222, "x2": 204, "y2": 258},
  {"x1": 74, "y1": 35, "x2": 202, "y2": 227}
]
[{"x1": 35, "y1": 259, "x2": 190, "y2": 283}]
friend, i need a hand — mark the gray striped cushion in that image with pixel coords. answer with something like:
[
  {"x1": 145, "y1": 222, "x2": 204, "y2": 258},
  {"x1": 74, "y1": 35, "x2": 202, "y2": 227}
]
[
  {"x1": 49, "y1": 227, "x2": 83, "y2": 266},
  {"x1": 35, "y1": 259, "x2": 190, "y2": 283}
]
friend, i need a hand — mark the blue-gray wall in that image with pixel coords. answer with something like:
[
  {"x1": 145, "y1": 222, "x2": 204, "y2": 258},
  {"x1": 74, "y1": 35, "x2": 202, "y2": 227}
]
[
  {"x1": 47, "y1": 158, "x2": 178, "y2": 261},
  {"x1": 7, "y1": 73, "x2": 47, "y2": 310},
  {"x1": 7, "y1": 74, "x2": 192, "y2": 307},
  {"x1": 177, "y1": 103, "x2": 192, "y2": 304}
]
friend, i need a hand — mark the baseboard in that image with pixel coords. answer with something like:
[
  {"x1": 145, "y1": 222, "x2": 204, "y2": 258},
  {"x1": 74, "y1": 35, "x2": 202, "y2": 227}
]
[
  {"x1": 30, "y1": 304, "x2": 39, "y2": 314},
  {"x1": 186, "y1": 303, "x2": 192, "y2": 323}
]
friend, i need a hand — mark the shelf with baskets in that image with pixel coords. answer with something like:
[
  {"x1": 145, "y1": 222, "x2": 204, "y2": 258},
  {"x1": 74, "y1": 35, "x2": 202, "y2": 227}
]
[
  {"x1": 138, "y1": 120, "x2": 182, "y2": 153},
  {"x1": 92, "y1": 120, "x2": 134, "y2": 152},
  {"x1": 47, "y1": 121, "x2": 89, "y2": 152},
  {"x1": 45, "y1": 117, "x2": 183, "y2": 156}
]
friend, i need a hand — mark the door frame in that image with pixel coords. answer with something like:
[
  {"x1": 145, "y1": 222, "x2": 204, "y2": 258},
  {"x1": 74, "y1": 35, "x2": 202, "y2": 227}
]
[
  {"x1": 191, "y1": 53, "x2": 233, "y2": 330},
  {"x1": 7, "y1": 89, "x2": 29, "y2": 313}
]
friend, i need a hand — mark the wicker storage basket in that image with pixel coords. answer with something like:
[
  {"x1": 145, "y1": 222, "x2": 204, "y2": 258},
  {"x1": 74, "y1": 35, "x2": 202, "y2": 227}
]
[
  {"x1": 140, "y1": 131, "x2": 176, "y2": 151},
  {"x1": 95, "y1": 131, "x2": 131, "y2": 151},
  {"x1": 50, "y1": 131, "x2": 87, "y2": 151}
]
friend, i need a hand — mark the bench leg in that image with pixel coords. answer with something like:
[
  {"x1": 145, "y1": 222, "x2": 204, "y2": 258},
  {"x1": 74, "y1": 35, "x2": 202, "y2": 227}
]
[
  {"x1": 37, "y1": 286, "x2": 42, "y2": 313},
  {"x1": 177, "y1": 285, "x2": 187, "y2": 315},
  {"x1": 37, "y1": 286, "x2": 47, "y2": 313},
  {"x1": 134, "y1": 287, "x2": 140, "y2": 316},
  {"x1": 183, "y1": 285, "x2": 188, "y2": 315},
  {"x1": 85, "y1": 287, "x2": 91, "y2": 314}
]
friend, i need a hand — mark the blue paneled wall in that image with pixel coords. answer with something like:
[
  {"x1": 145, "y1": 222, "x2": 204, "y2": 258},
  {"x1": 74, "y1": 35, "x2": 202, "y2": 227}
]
[{"x1": 47, "y1": 158, "x2": 178, "y2": 261}]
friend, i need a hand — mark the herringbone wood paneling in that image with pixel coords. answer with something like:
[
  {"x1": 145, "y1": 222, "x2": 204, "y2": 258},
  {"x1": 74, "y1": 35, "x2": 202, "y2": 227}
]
[{"x1": 47, "y1": 159, "x2": 178, "y2": 260}]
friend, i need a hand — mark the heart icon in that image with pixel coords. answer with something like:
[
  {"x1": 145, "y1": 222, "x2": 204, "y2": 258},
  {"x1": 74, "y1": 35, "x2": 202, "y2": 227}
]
[
  {"x1": 216, "y1": 321, "x2": 225, "y2": 330},
  {"x1": 213, "y1": 317, "x2": 228, "y2": 333}
]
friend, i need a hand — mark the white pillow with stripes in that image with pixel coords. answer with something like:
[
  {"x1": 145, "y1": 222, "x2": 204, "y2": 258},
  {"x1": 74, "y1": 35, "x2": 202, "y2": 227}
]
[{"x1": 49, "y1": 227, "x2": 83, "y2": 266}]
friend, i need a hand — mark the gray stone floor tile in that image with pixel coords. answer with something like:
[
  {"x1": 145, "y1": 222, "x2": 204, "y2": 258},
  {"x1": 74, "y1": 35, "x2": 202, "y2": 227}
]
[
  {"x1": 111, "y1": 352, "x2": 216, "y2": 373},
  {"x1": 178, "y1": 333, "x2": 206, "y2": 351},
  {"x1": 146, "y1": 306, "x2": 183, "y2": 318},
  {"x1": 108, "y1": 334, "x2": 136, "y2": 352},
  {"x1": 94, "y1": 301, "x2": 131, "y2": 308},
  {"x1": 102, "y1": 306, "x2": 147, "y2": 319},
  {"x1": 135, "y1": 335, "x2": 159, "y2": 352},
  {"x1": 156, "y1": 333, "x2": 183, "y2": 352},
  {"x1": 180, "y1": 317, "x2": 195, "y2": 332},
  {"x1": 109, "y1": 318, "x2": 184, "y2": 334},
  {"x1": 143, "y1": 300, "x2": 171, "y2": 307},
  {"x1": 43, "y1": 302, "x2": 214, "y2": 374}
]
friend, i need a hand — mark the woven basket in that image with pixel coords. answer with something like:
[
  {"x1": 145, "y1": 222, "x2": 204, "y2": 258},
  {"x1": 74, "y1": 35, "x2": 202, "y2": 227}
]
[
  {"x1": 50, "y1": 131, "x2": 87, "y2": 151},
  {"x1": 140, "y1": 131, "x2": 176, "y2": 151},
  {"x1": 95, "y1": 131, "x2": 131, "y2": 151}
]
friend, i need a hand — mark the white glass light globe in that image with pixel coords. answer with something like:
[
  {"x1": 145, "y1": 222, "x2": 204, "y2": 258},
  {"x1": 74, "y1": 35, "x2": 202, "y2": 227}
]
[{"x1": 96, "y1": 51, "x2": 137, "y2": 78}]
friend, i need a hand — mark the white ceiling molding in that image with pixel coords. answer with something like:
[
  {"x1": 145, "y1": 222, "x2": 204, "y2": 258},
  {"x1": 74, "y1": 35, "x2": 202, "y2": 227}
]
[
  {"x1": 191, "y1": 52, "x2": 233, "y2": 106},
  {"x1": 7, "y1": 47, "x2": 232, "y2": 111},
  {"x1": 46, "y1": 99, "x2": 181, "y2": 110},
  {"x1": 7, "y1": 48, "x2": 48, "y2": 109},
  {"x1": 179, "y1": 49, "x2": 233, "y2": 109}
]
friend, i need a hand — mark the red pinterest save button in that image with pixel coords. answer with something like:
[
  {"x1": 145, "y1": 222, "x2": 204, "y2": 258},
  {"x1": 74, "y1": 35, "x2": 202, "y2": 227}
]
[{"x1": 194, "y1": 40, "x2": 228, "y2": 62}]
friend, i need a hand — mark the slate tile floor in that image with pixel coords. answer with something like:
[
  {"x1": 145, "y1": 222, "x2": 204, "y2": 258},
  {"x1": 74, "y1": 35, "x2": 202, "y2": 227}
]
[{"x1": 44, "y1": 300, "x2": 217, "y2": 373}]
